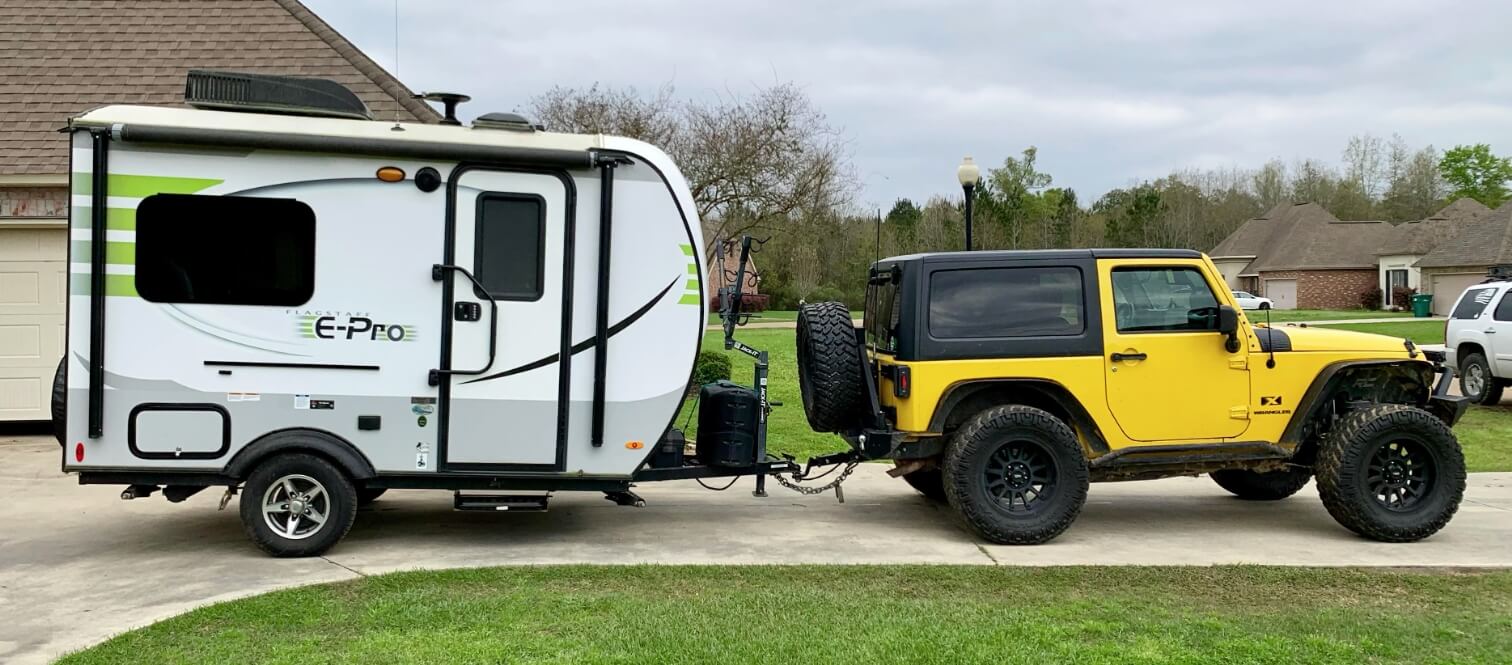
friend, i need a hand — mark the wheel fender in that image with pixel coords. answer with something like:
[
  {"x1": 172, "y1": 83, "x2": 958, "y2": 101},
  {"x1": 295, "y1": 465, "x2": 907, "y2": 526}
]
[
  {"x1": 927, "y1": 379, "x2": 1110, "y2": 455},
  {"x1": 223, "y1": 428, "x2": 376, "y2": 481},
  {"x1": 1281, "y1": 360, "x2": 1435, "y2": 447}
]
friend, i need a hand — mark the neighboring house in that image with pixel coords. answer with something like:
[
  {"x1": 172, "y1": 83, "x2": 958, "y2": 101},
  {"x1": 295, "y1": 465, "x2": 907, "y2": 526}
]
[
  {"x1": 0, "y1": 0, "x2": 437, "y2": 421},
  {"x1": 1212, "y1": 199, "x2": 1504, "y2": 314},
  {"x1": 1210, "y1": 203, "x2": 1395, "y2": 310}
]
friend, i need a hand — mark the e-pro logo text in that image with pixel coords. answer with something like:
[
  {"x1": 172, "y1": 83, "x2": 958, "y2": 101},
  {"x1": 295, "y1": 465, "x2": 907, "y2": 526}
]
[{"x1": 296, "y1": 314, "x2": 417, "y2": 342}]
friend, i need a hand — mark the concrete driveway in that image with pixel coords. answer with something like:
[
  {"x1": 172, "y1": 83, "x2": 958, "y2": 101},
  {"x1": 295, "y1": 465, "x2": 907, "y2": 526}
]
[{"x1": 2, "y1": 433, "x2": 1510, "y2": 664}]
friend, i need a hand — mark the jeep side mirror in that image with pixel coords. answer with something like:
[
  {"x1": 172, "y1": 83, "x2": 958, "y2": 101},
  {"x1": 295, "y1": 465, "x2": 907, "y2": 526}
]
[{"x1": 1218, "y1": 304, "x2": 1240, "y2": 352}]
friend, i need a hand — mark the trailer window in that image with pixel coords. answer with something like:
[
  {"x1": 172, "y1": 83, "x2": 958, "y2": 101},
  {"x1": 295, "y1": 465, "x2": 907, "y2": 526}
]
[
  {"x1": 474, "y1": 193, "x2": 545, "y2": 301},
  {"x1": 135, "y1": 194, "x2": 315, "y2": 306}
]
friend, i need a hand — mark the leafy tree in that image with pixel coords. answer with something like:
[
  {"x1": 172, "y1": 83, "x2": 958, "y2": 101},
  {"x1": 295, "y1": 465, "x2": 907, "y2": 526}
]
[
  {"x1": 884, "y1": 198, "x2": 922, "y2": 244},
  {"x1": 1382, "y1": 139, "x2": 1444, "y2": 221},
  {"x1": 1046, "y1": 188, "x2": 1079, "y2": 249},
  {"x1": 986, "y1": 147, "x2": 1054, "y2": 249},
  {"x1": 1440, "y1": 144, "x2": 1512, "y2": 207}
]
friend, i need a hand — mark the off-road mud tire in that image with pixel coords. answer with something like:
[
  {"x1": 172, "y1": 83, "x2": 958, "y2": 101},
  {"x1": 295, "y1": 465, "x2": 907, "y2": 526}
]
[
  {"x1": 50, "y1": 358, "x2": 66, "y2": 446},
  {"x1": 1315, "y1": 404, "x2": 1465, "y2": 542},
  {"x1": 1210, "y1": 467, "x2": 1312, "y2": 500},
  {"x1": 795, "y1": 301, "x2": 866, "y2": 432},
  {"x1": 901, "y1": 468, "x2": 946, "y2": 501},
  {"x1": 240, "y1": 453, "x2": 358, "y2": 557},
  {"x1": 942, "y1": 405, "x2": 1089, "y2": 545}
]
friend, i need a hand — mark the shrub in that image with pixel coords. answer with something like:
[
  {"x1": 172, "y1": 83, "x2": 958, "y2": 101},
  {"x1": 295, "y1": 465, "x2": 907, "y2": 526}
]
[
  {"x1": 1360, "y1": 287, "x2": 1384, "y2": 311},
  {"x1": 806, "y1": 285, "x2": 846, "y2": 305},
  {"x1": 1391, "y1": 286, "x2": 1417, "y2": 309},
  {"x1": 692, "y1": 351, "x2": 732, "y2": 388}
]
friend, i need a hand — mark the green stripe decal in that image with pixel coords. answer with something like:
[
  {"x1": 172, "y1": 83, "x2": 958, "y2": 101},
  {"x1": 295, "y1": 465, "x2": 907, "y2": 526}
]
[
  {"x1": 680, "y1": 244, "x2": 695, "y2": 256},
  {"x1": 70, "y1": 240, "x2": 135, "y2": 264},
  {"x1": 677, "y1": 294, "x2": 701, "y2": 305},
  {"x1": 72, "y1": 173, "x2": 223, "y2": 197},
  {"x1": 687, "y1": 263, "x2": 699, "y2": 275},
  {"x1": 71, "y1": 207, "x2": 138, "y2": 230},
  {"x1": 685, "y1": 279, "x2": 700, "y2": 291},
  {"x1": 69, "y1": 273, "x2": 138, "y2": 297}
]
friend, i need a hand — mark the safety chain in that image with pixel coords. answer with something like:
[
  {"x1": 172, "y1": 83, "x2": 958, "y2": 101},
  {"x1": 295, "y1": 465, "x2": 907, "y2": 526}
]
[{"x1": 772, "y1": 461, "x2": 860, "y2": 502}]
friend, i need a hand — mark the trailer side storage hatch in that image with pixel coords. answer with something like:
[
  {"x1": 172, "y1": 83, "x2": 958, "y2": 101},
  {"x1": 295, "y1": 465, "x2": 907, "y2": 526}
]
[{"x1": 128, "y1": 404, "x2": 230, "y2": 459}]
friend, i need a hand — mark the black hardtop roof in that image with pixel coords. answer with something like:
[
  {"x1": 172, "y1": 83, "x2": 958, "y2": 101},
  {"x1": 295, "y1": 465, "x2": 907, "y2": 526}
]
[{"x1": 877, "y1": 248, "x2": 1204, "y2": 265}]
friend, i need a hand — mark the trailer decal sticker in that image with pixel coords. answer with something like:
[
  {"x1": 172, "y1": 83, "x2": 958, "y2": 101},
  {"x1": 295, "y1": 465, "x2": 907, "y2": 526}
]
[
  {"x1": 309, "y1": 399, "x2": 334, "y2": 410},
  {"x1": 71, "y1": 173, "x2": 223, "y2": 197},
  {"x1": 415, "y1": 442, "x2": 430, "y2": 469},
  {"x1": 680, "y1": 244, "x2": 701, "y2": 306},
  {"x1": 163, "y1": 305, "x2": 310, "y2": 356},
  {"x1": 294, "y1": 394, "x2": 310, "y2": 409},
  {"x1": 296, "y1": 314, "x2": 417, "y2": 342},
  {"x1": 226, "y1": 392, "x2": 261, "y2": 402},
  {"x1": 462, "y1": 277, "x2": 680, "y2": 384}
]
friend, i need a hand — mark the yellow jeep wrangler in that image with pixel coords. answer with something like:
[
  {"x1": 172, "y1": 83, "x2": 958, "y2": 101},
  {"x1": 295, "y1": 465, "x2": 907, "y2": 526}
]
[{"x1": 795, "y1": 249, "x2": 1469, "y2": 545}]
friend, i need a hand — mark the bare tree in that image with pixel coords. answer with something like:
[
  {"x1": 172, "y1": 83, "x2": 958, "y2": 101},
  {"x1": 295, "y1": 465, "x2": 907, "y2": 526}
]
[{"x1": 528, "y1": 82, "x2": 852, "y2": 258}]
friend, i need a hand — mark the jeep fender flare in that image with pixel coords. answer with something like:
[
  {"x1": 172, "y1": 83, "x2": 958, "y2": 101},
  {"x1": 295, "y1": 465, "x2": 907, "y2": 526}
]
[
  {"x1": 1279, "y1": 359, "x2": 1434, "y2": 447},
  {"x1": 223, "y1": 428, "x2": 377, "y2": 481},
  {"x1": 926, "y1": 379, "x2": 1111, "y2": 455}
]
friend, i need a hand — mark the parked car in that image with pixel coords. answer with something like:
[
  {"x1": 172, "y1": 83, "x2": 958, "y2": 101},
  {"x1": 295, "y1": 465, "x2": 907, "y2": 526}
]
[
  {"x1": 1231, "y1": 290, "x2": 1273, "y2": 310},
  {"x1": 1445, "y1": 278, "x2": 1512, "y2": 405}
]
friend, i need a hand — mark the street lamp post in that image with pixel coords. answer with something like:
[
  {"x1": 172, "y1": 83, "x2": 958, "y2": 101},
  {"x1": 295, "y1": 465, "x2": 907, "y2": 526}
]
[{"x1": 957, "y1": 156, "x2": 981, "y2": 251}]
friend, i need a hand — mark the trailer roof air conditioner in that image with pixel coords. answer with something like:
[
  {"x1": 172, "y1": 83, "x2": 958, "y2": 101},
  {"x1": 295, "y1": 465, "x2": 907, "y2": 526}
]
[{"x1": 183, "y1": 70, "x2": 373, "y2": 120}]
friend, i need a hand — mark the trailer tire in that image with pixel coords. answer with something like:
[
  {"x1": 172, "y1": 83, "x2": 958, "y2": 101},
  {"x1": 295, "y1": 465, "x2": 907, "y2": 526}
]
[
  {"x1": 795, "y1": 301, "x2": 866, "y2": 432},
  {"x1": 50, "y1": 358, "x2": 66, "y2": 446},
  {"x1": 240, "y1": 453, "x2": 358, "y2": 557},
  {"x1": 1315, "y1": 404, "x2": 1465, "y2": 542},
  {"x1": 942, "y1": 405, "x2": 1089, "y2": 545}
]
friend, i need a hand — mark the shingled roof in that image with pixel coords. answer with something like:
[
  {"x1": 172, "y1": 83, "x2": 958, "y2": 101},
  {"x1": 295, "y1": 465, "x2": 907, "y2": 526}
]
[
  {"x1": 0, "y1": 0, "x2": 440, "y2": 177},
  {"x1": 1415, "y1": 205, "x2": 1512, "y2": 268},
  {"x1": 1212, "y1": 202, "x2": 1396, "y2": 274},
  {"x1": 1377, "y1": 198, "x2": 1492, "y2": 255}
]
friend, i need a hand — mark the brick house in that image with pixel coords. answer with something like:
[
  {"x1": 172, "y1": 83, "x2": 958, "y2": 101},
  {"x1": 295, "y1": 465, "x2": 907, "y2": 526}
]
[
  {"x1": 0, "y1": 0, "x2": 437, "y2": 420},
  {"x1": 1211, "y1": 199, "x2": 1502, "y2": 313},
  {"x1": 1210, "y1": 203, "x2": 1395, "y2": 310}
]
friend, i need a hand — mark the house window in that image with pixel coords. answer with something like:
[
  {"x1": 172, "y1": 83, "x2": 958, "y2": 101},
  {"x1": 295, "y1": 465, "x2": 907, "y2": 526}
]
[
  {"x1": 1387, "y1": 269, "x2": 1409, "y2": 293},
  {"x1": 474, "y1": 193, "x2": 545, "y2": 301},
  {"x1": 135, "y1": 194, "x2": 315, "y2": 306},
  {"x1": 928, "y1": 266, "x2": 1084, "y2": 338},
  {"x1": 1111, "y1": 267, "x2": 1222, "y2": 332}
]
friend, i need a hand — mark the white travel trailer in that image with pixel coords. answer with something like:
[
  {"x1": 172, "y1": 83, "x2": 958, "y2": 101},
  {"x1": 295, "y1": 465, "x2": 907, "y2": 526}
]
[{"x1": 57, "y1": 72, "x2": 800, "y2": 556}]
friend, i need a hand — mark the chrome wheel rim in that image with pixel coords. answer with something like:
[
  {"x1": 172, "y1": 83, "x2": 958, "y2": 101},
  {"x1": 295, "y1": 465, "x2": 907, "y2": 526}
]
[
  {"x1": 1465, "y1": 363, "x2": 1487, "y2": 397},
  {"x1": 262, "y1": 474, "x2": 330, "y2": 540}
]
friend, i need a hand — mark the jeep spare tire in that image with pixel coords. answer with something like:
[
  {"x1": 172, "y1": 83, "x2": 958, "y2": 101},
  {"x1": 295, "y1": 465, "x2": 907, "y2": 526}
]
[{"x1": 795, "y1": 301, "x2": 866, "y2": 433}]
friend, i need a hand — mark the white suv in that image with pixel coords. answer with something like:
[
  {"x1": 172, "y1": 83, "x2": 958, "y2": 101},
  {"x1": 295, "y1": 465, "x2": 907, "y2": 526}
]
[
  {"x1": 1445, "y1": 279, "x2": 1512, "y2": 405},
  {"x1": 1231, "y1": 290, "x2": 1273, "y2": 310}
]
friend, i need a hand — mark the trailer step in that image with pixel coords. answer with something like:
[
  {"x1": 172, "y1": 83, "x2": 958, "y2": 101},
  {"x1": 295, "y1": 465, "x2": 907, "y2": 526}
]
[{"x1": 452, "y1": 492, "x2": 549, "y2": 512}]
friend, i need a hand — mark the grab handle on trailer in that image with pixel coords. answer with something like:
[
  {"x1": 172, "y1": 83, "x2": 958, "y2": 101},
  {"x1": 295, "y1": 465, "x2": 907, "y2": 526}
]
[{"x1": 429, "y1": 263, "x2": 498, "y2": 386}]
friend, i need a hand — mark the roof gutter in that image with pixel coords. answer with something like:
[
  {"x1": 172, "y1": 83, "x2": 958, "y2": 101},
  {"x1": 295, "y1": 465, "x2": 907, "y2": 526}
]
[{"x1": 84, "y1": 122, "x2": 594, "y2": 170}]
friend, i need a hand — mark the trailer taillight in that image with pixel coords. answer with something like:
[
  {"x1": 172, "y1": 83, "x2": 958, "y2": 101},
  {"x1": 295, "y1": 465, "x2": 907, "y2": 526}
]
[{"x1": 74, "y1": 442, "x2": 84, "y2": 462}]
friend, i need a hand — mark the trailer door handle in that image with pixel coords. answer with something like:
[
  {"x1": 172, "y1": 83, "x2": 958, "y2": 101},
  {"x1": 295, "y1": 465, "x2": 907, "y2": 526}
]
[
  {"x1": 429, "y1": 264, "x2": 498, "y2": 386},
  {"x1": 1110, "y1": 351, "x2": 1148, "y2": 362}
]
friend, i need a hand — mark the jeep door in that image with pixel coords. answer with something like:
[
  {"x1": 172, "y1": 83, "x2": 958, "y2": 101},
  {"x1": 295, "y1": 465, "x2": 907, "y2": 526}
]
[{"x1": 1099, "y1": 259, "x2": 1250, "y2": 442}]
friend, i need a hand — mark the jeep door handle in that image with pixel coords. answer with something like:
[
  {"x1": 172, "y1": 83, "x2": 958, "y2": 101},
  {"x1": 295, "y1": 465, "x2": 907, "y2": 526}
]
[{"x1": 1110, "y1": 352, "x2": 1148, "y2": 362}]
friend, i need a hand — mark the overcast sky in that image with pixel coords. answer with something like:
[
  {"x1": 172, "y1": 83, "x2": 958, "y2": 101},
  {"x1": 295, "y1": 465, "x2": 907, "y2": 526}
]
[{"x1": 307, "y1": 0, "x2": 1512, "y2": 209}]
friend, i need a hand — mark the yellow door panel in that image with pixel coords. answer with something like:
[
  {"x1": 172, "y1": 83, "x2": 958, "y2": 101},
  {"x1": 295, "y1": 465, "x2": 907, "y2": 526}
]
[{"x1": 1100, "y1": 259, "x2": 1250, "y2": 442}]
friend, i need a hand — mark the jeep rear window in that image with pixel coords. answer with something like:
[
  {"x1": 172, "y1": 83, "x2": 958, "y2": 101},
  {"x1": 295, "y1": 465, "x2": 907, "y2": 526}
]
[
  {"x1": 865, "y1": 275, "x2": 903, "y2": 352},
  {"x1": 1453, "y1": 287, "x2": 1497, "y2": 319},
  {"x1": 927, "y1": 267, "x2": 1084, "y2": 339}
]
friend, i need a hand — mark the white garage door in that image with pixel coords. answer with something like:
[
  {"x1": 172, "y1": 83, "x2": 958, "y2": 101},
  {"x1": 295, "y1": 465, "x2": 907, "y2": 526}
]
[
  {"x1": 1430, "y1": 273, "x2": 1487, "y2": 316},
  {"x1": 0, "y1": 228, "x2": 66, "y2": 422},
  {"x1": 1263, "y1": 278, "x2": 1297, "y2": 310}
]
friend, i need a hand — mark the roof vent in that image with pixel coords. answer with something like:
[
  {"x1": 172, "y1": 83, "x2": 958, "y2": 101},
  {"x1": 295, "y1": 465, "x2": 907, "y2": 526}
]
[
  {"x1": 417, "y1": 92, "x2": 470, "y2": 126},
  {"x1": 472, "y1": 112, "x2": 539, "y2": 132},
  {"x1": 184, "y1": 70, "x2": 371, "y2": 120}
]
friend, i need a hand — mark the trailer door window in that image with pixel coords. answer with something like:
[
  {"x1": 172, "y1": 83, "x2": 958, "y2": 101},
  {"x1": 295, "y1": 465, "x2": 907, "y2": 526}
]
[
  {"x1": 135, "y1": 194, "x2": 315, "y2": 306},
  {"x1": 474, "y1": 193, "x2": 545, "y2": 301}
]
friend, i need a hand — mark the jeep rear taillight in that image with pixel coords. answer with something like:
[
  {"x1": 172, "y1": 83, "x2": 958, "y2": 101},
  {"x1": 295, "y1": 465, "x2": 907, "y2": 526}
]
[{"x1": 893, "y1": 365, "x2": 911, "y2": 398}]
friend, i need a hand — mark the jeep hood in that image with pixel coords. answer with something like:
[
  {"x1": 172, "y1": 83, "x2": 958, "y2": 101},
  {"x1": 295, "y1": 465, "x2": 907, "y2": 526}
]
[{"x1": 1260, "y1": 325, "x2": 1418, "y2": 354}]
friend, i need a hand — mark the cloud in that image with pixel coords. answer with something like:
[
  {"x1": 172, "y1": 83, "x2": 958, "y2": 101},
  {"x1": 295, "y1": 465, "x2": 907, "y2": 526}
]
[{"x1": 306, "y1": 0, "x2": 1512, "y2": 207}]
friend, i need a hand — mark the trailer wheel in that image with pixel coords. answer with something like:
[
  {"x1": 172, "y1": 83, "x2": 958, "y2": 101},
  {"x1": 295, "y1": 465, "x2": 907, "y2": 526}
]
[
  {"x1": 942, "y1": 405, "x2": 1089, "y2": 545},
  {"x1": 795, "y1": 301, "x2": 866, "y2": 432},
  {"x1": 239, "y1": 453, "x2": 358, "y2": 557},
  {"x1": 1315, "y1": 404, "x2": 1465, "y2": 542},
  {"x1": 50, "y1": 357, "x2": 66, "y2": 446}
]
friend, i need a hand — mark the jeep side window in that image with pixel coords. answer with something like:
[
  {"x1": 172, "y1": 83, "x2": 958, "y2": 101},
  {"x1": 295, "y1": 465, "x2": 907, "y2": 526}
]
[
  {"x1": 1453, "y1": 288, "x2": 1497, "y2": 320},
  {"x1": 927, "y1": 266, "x2": 1084, "y2": 339},
  {"x1": 1111, "y1": 267, "x2": 1220, "y2": 332}
]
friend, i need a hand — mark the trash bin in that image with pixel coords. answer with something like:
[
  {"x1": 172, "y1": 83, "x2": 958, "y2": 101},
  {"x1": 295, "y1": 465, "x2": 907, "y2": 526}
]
[{"x1": 1412, "y1": 293, "x2": 1433, "y2": 317}]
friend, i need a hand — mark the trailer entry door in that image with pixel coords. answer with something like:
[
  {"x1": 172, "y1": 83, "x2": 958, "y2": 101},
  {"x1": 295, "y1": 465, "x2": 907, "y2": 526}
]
[{"x1": 442, "y1": 169, "x2": 572, "y2": 470}]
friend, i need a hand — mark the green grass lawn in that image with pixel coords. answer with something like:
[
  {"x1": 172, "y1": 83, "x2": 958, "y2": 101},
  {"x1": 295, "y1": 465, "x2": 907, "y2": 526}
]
[
  {"x1": 1460, "y1": 406, "x2": 1512, "y2": 472},
  {"x1": 1252, "y1": 308, "x2": 1410, "y2": 323},
  {"x1": 63, "y1": 566, "x2": 1512, "y2": 664},
  {"x1": 1314, "y1": 320, "x2": 1446, "y2": 344}
]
